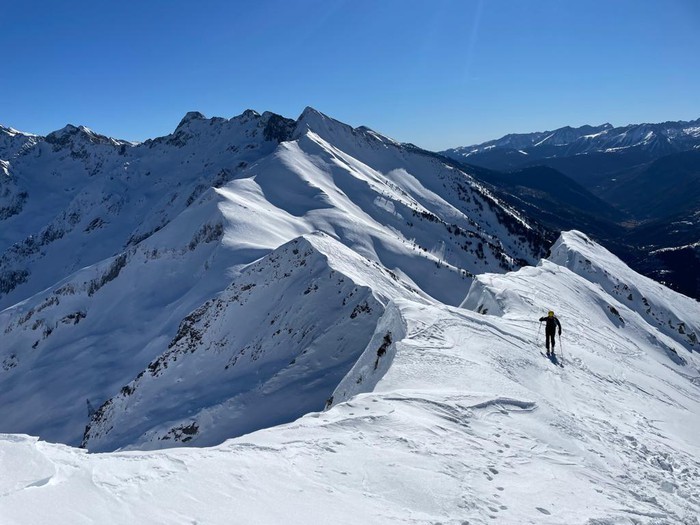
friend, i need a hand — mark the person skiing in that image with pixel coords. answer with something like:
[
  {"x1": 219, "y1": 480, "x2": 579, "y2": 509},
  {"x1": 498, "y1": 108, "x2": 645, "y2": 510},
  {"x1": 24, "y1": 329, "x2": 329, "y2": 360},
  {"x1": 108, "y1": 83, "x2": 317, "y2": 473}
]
[{"x1": 539, "y1": 310, "x2": 562, "y2": 356}]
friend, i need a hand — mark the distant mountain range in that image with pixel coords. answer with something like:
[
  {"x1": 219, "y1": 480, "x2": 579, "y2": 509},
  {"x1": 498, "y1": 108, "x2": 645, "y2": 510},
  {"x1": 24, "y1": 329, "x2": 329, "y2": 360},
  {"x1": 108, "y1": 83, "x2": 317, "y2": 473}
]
[
  {"x1": 442, "y1": 118, "x2": 700, "y2": 299},
  {"x1": 444, "y1": 119, "x2": 700, "y2": 170}
]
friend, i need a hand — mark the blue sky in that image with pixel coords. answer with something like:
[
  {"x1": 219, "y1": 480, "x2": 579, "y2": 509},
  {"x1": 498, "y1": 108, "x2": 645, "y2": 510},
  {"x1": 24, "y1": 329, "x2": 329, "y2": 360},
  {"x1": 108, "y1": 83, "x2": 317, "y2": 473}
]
[{"x1": 2, "y1": 0, "x2": 699, "y2": 150}]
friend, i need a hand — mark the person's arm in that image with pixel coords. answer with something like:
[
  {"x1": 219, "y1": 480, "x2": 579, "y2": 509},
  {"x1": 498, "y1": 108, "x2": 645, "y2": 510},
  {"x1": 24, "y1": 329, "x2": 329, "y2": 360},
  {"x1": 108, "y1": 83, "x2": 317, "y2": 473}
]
[
  {"x1": 556, "y1": 318, "x2": 562, "y2": 334},
  {"x1": 539, "y1": 317, "x2": 546, "y2": 322}
]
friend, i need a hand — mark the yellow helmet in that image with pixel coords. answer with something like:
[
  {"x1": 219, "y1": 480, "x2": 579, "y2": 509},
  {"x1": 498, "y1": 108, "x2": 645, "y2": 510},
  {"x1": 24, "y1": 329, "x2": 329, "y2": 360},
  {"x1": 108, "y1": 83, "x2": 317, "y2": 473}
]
[{"x1": 548, "y1": 311, "x2": 554, "y2": 317}]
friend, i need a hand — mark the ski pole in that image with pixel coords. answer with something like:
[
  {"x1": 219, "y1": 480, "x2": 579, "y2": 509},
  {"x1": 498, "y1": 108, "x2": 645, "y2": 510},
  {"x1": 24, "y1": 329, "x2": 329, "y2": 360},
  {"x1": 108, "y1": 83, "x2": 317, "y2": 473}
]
[
  {"x1": 559, "y1": 333, "x2": 564, "y2": 362},
  {"x1": 537, "y1": 321, "x2": 542, "y2": 347}
]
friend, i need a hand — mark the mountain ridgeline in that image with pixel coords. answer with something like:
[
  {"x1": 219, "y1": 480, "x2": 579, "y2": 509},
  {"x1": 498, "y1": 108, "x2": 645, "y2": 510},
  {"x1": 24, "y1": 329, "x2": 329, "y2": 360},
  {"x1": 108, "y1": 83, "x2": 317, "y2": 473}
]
[
  {"x1": 2, "y1": 110, "x2": 700, "y2": 523},
  {"x1": 0, "y1": 107, "x2": 548, "y2": 449},
  {"x1": 442, "y1": 119, "x2": 700, "y2": 300},
  {"x1": 2, "y1": 228, "x2": 699, "y2": 523}
]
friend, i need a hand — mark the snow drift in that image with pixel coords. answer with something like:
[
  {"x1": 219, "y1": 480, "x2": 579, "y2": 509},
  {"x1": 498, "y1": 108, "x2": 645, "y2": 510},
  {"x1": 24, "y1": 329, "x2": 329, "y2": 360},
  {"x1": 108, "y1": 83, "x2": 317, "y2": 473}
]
[{"x1": 1, "y1": 230, "x2": 699, "y2": 524}]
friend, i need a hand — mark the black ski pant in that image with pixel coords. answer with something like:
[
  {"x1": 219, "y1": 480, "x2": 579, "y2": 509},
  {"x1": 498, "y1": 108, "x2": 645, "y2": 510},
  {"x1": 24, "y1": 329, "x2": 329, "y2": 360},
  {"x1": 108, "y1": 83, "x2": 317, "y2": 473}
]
[{"x1": 545, "y1": 331, "x2": 556, "y2": 351}]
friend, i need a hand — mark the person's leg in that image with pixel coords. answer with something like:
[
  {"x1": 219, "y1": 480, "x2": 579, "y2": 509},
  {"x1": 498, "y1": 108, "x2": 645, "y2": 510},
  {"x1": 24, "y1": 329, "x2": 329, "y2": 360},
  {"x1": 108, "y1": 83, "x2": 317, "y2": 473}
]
[{"x1": 545, "y1": 332, "x2": 552, "y2": 353}]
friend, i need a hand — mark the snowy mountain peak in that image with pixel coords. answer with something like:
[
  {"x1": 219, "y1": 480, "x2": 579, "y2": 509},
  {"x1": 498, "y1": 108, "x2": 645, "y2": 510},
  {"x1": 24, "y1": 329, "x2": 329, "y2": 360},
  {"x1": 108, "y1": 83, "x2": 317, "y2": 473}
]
[
  {"x1": 44, "y1": 124, "x2": 80, "y2": 141},
  {"x1": 240, "y1": 108, "x2": 260, "y2": 120},
  {"x1": 294, "y1": 106, "x2": 344, "y2": 138},
  {"x1": 292, "y1": 106, "x2": 400, "y2": 150},
  {"x1": 0, "y1": 125, "x2": 40, "y2": 160},
  {"x1": 534, "y1": 123, "x2": 616, "y2": 147},
  {"x1": 0, "y1": 125, "x2": 35, "y2": 138},
  {"x1": 175, "y1": 111, "x2": 207, "y2": 130},
  {"x1": 169, "y1": 109, "x2": 296, "y2": 146},
  {"x1": 45, "y1": 124, "x2": 124, "y2": 148},
  {"x1": 297, "y1": 105, "x2": 328, "y2": 121}
]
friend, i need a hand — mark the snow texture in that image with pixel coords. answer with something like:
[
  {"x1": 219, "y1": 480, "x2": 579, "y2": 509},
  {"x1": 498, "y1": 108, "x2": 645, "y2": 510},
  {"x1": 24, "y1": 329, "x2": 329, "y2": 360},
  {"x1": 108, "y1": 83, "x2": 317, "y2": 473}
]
[
  {"x1": 1, "y1": 108, "x2": 699, "y2": 524},
  {"x1": 1, "y1": 107, "x2": 545, "y2": 449},
  {"x1": 1, "y1": 231, "x2": 699, "y2": 524}
]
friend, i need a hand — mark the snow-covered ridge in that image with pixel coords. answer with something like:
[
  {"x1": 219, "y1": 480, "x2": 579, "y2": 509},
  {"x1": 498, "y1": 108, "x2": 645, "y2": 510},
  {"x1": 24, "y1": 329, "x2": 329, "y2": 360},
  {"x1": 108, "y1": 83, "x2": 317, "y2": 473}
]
[
  {"x1": 651, "y1": 241, "x2": 700, "y2": 254},
  {"x1": 449, "y1": 123, "x2": 614, "y2": 155},
  {"x1": 7, "y1": 105, "x2": 523, "y2": 310},
  {"x1": 2, "y1": 231, "x2": 699, "y2": 524},
  {"x1": 1, "y1": 105, "x2": 548, "y2": 450},
  {"x1": 81, "y1": 232, "x2": 427, "y2": 451},
  {"x1": 0, "y1": 125, "x2": 40, "y2": 161},
  {"x1": 0, "y1": 125, "x2": 38, "y2": 137},
  {"x1": 45, "y1": 124, "x2": 132, "y2": 148},
  {"x1": 548, "y1": 231, "x2": 699, "y2": 350},
  {"x1": 3, "y1": 104, "x2": 700, "y2": 523},
  {"x1": 464, "y1": 230, "x2": 698, "y2": 356},
  {"x1": 0, "y1": 108, "x2": 296, "y2": 309},
  {"x1": 0, "y1": 190, "x2": 233, "y2": 444},
  {"x1": 293, "y1": 106, "x2": 403, "y2": 153}
]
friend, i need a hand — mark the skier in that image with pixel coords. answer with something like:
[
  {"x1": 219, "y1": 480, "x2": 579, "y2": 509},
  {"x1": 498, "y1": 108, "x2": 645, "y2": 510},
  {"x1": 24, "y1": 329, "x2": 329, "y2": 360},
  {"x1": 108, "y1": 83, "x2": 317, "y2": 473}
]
[{"x1": 539, "y1": 310, "x2": 562, "y2": 357}]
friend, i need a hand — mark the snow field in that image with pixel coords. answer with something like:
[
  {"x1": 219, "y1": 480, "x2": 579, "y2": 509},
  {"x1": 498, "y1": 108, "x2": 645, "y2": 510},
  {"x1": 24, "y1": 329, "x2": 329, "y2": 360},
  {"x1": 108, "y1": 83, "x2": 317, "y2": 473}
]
[
  {"x1": 2, "y1": 107, "x2": 699, "y2": 524},
  {"x1": 3, "y1": 232, "x2": 700, "y2": 524}
]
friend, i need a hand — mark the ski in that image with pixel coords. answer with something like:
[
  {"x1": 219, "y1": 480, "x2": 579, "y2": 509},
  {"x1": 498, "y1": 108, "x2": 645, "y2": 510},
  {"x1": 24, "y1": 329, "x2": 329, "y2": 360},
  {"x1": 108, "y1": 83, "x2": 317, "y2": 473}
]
[{"x1": 540, "y1": 352, "x2": 564, "y2": 367}]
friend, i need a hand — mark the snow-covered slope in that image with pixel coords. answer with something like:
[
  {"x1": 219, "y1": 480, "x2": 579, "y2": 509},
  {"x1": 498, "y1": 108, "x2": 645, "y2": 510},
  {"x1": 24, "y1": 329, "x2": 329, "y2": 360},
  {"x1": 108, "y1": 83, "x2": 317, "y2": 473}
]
[
  {"x1": 1, "y1": 107, "x2": 544, "y2": 311},
  {"x1": 0, "y1": 107, "x2": 547, "y2": 450},
  {"x1": 2, "y1": 231, "x2": 699, "y2": 524},
  {"x1": 0, "y1": 188, "x2": 234, "y2": 445},
  {"x1": 0, "y1": 111, "x2": 292, "y2": 309},
  {"x1": 213, "y1": 108, "x2": 545, "y2": 305},
  {"x1": 4, "y1": 103, "x2": 699, "y2": 522},
  {"x1": 81, "y1": 233, "x2": 426, "y2": 452},
  {"x1": 548, "y1": 231, "x2": 699, "y2": 350}
]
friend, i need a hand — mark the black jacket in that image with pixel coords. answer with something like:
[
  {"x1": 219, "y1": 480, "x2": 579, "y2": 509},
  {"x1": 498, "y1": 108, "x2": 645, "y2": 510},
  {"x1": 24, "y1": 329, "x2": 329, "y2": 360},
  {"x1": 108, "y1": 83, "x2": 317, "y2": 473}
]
[{"x1": 539, "y1": 316, "x2": 562, "y2": 334}]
